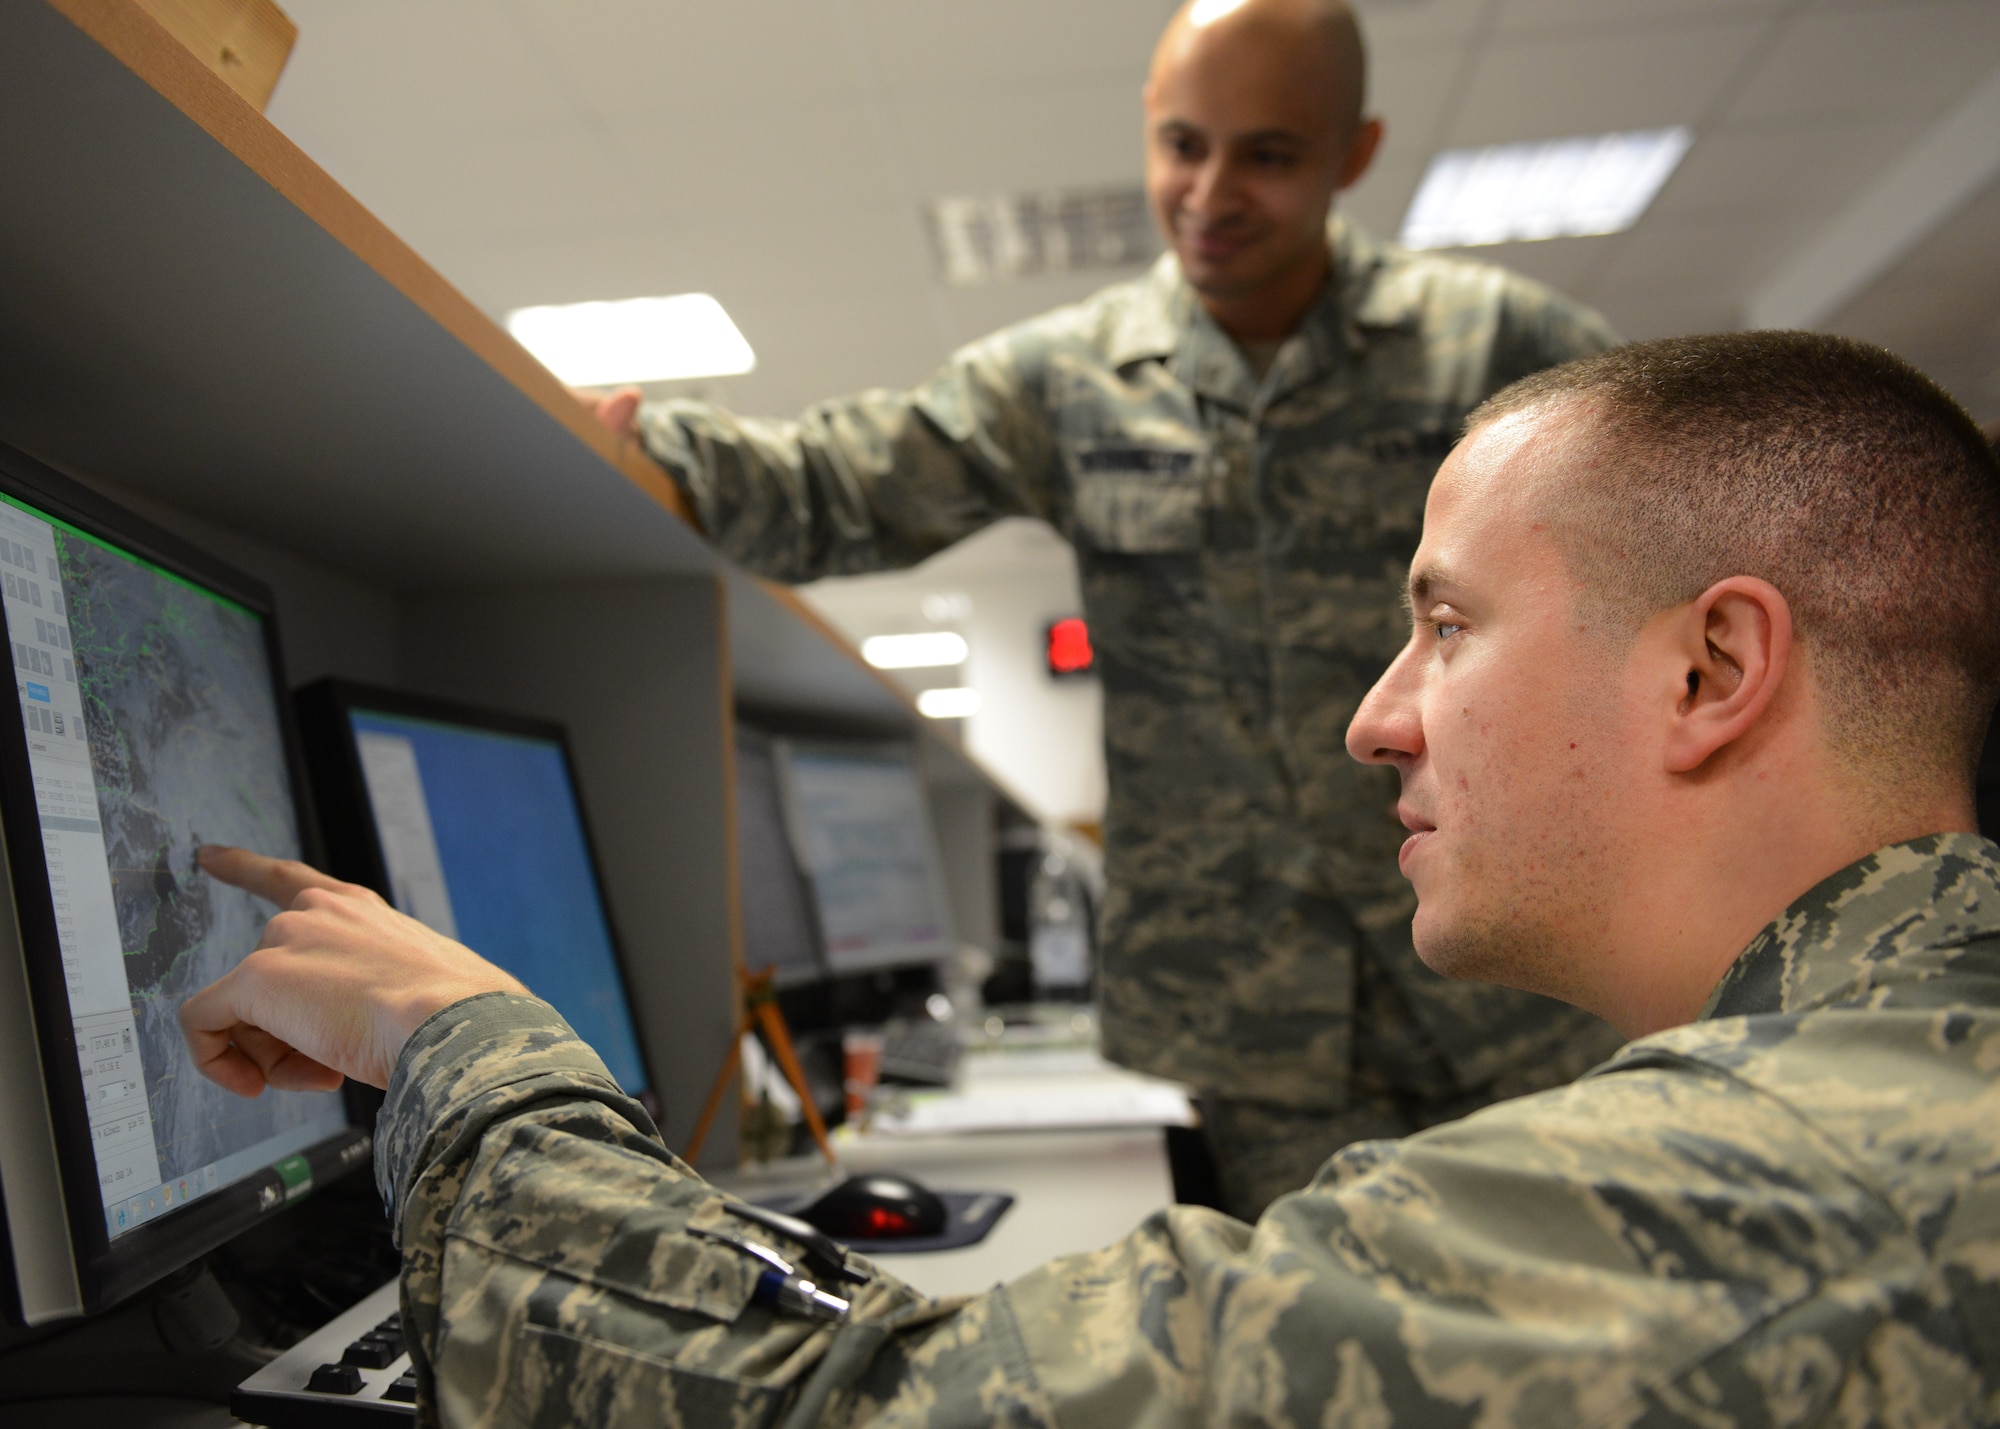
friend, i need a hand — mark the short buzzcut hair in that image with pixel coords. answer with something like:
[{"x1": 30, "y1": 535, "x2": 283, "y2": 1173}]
[{"x1": 1468, "y1": 331, "x2": 2000, "y2": 785}]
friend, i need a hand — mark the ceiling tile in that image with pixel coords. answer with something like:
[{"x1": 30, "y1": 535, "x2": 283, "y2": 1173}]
[
  {"x1": 589, "y1": 100, "x2": 904, "y2": 218},
  {"x1": 1592, "y1": 292, "x2": 1743, "y2": 341},
  {"x1": 1722, "y1": 1, "x2": 2000, "y2": 126},
  {"x1": 1495, "y1": 0, "x2": 1785, "y2": 36},
  {"x1": 1424, "y1": 235, "x2": 1616, "y2": 294},
  {"x1": 1341, "y1": 148, "x2": 1430, "y2": 242},
  {"x1": 892, "y1": 83, "x2": 1145, "y2": 195},
  {"x1": 1352, "y1": 0, "x2": 1493, "y2": 49},
  {"x1": 508, "y1": 0, "x2": 869, "y2": 111},
  {"x1": 660, "y1": 207, "x2": 934, "y2": 311},
  {"x1": 1366, "y1": 38, "x2": 1478, "y2": 155},
  {"x1": 1643, "y1": 115, "x2": 1927, "y2": 225},
  {"x1": 1587, "y1": 213, "x2": 1805, "y2": 303},
  {"x1": 446, "y1": 224, "x2": 696, "y2": 315},
  {"x1": 854, "y1": 0, "x2": 1163, "y2": 95},
  {"x1": 329, "y1": 126, "x2": 652, "y2": 253},
  {"x1": 1821, "y1": 175, "x2": 2000, "y2": 365},
  {"x1": 271, "y1": 0, "x2": 579, "y2": 138},
  {"x1": 1443, "y1": 19, "x2": 1767, "y2": 146}
]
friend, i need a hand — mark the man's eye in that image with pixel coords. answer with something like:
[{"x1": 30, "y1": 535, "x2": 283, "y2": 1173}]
[{"x1": 1433, "y1": 621, "x2": 1463, "y2": 641}]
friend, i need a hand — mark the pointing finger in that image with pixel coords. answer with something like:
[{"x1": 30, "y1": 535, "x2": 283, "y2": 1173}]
[{"x1": 198, "y1": 845, "x2": 345, "y2": 908}]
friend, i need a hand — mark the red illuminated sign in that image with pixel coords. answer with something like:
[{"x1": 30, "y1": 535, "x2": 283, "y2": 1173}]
[{"x1": 1046, "y1": 617, "x2": 1094, "y2": 677}]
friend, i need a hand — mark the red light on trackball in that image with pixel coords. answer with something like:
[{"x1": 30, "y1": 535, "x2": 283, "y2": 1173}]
[{"x1": 1046, "y1": 618, "x2": 1094, "y2": 677}]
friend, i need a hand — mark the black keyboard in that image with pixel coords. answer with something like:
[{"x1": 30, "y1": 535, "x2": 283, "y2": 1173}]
[
  {"x1": 878, "y1": 1018, "x2": 963, "y2": 1086},
  {"x1": 233, "y1": 1279, "x2": 414, "y2": 1427}
]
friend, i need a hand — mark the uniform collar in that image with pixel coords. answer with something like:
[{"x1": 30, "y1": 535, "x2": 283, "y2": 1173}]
[
  {"x1": 1104, "y1": 218, "x2": 1420, "y2": 408},
  {"x1": 1700, "y1": 833, "x2": 2000, "y2": 1021}
]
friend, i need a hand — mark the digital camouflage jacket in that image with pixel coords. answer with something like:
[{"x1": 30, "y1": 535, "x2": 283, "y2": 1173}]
[
  {"x1": 381, "y1": 834, "x2": 2000, "y2": 1428},
  {"x1": 636, "y1": 222, "x2": 1620, "y2": 1107}
]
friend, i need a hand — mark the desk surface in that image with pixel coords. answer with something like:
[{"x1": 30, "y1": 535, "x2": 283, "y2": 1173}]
[
  {"x1": 717, "y1": 1040, "x2": 1193, "y2": 1297},
  {"x1": 717, "y1": 1126, "x2": 1175, "y2": 1298}
]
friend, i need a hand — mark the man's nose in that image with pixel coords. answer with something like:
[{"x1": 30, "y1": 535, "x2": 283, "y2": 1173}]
[
  {"x1": 1347, "y1": 643, "x2": 1424, "y2": 767},
  {"x1": 1185, "y1": 157, "x2": 1234, "y2": 216}
]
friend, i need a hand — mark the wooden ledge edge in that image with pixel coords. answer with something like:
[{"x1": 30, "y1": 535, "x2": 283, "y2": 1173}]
[{"x1": 42, "y1": 0, "x2": 695, "y2": 530}]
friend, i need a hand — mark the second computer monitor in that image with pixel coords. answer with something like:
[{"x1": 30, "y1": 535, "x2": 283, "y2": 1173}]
[
  {"x1": 777, "y1": 739, "x2": 956, "y2": 976},
  {"x1": 294, "y1": 683, "x2": 649, "y2": 1100},
  {"x1": 733, "y1": 726, "x2": 824, "y2": 987}
]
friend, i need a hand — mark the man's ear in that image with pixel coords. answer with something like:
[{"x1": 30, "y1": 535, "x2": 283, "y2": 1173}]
[
  {"x1": 1338, "y1": 117, "x2": 1384, "y2": 190},
  {"x1": 1662, "y1": 577, "x2": 1793, "y2": 774}
]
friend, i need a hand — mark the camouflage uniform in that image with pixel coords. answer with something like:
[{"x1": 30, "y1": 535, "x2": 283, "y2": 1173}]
[
  {"x1": 380, "y1": 833, "x2": 2000, "y2": 1426},
  {"x1": 639, "y1": 221, "x2": 1623, "y2": 1215}
]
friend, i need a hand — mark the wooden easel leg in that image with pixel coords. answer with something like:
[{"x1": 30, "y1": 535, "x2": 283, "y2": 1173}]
[
  {"x1": 682, "y1": 1015, "x2": 751, "y2": 1166},
  {"x1": 752, "y1": 999, "x2": 839, "y2": 1167}
]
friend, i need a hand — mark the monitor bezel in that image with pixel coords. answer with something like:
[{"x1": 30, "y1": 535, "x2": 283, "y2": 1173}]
[
  {"x1": 0, "y1": 439, "x2": 366, "y2": 1324},
  {"x1": 291, "y1": 678, "x2": 657, "y2": 1105},
  {"x1": 731, "y1": 722, "x2": 829, "y2": 990},
  {"x1": 774, "y1": 736, "x2": 960, "y2": 977}
]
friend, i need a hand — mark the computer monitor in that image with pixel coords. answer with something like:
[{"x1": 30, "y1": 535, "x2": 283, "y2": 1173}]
[
  {"x1": 0, "y1": 442, "x2": 360, "y2": 1326},
  {"x1": 733, "y1": 726, "x2": 823, "y2": 987},
  {"x1": 293, "y1": 681, "x2": 651, "y2": 1105},
  {"x1": 776, "y1": 739, "x2": 956, "y2": 976}
]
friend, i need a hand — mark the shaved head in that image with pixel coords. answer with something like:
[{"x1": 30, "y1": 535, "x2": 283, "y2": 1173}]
[
  {"x1": 1153, "y1": 0, "x2": 1367, "y2": 141},
  {"x1": 1143, "y1": 0, "x2": 1380, "y2": 339}
]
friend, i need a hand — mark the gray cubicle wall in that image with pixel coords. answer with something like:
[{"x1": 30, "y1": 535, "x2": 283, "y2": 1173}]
[{"x1": 401, "y1": 580, "x2": 739, "y2": 1168}]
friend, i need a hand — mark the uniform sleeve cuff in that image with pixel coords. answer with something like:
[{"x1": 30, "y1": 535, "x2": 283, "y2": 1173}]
[
  {"x1": 375, "y1": 992, "x2": 646, "y2": 1233},
  {"x1": 634, "y1": 400, "x2": 720, "y2": 531}
]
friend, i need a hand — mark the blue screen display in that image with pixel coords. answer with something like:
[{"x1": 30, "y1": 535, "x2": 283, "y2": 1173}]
[{"x1": 347, "y1": 710, "x2": 647, "y2": 1095}]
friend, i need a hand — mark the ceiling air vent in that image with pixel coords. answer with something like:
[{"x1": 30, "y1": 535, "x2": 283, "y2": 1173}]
[{"x1": 925, "y1": 186, "x2": 1161, "y2": 286}]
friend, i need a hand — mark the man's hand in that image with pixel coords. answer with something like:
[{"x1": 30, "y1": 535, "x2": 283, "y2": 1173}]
[
  {"x1": 570, "y1": 384, "x2": 644, "y2": 440},
  {"x1": 179, "y1": 847, "x2": 527, "y2": 1097}
]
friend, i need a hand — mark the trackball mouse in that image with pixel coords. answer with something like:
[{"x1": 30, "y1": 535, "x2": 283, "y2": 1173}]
[{"x1": 801, "y1": 1173, "x2": 949, "y2": 1241}]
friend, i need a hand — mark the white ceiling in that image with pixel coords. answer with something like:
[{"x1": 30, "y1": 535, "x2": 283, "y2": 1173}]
[{"x1": 263, "y1": 0, "x2": 2000, "y2": 426}]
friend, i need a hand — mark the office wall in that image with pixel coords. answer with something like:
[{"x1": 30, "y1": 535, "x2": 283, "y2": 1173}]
[{"x1": 803, "y1": 518, "x2": 1106, "y2": 826}]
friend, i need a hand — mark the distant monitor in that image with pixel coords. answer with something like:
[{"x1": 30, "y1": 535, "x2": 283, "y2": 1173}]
[
  {"x1": 294, "y1": 682, "x2": 650, "y2": 1103},
  {"x1": 0, "y1": 442, "x2": 359, "y2": 1325},
  {"x1": 777, "y1": 740, "x2": 956, "y2": 976},
  {"x1": 733, "y1": 726, "x2": 823, "y2": 987}
]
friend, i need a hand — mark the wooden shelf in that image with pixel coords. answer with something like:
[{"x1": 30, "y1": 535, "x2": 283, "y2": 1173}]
[
  {"x1": 0, "y1": 0, "x2": 1039, "y2": 1192},
  {"x1": 0, "y1": 0, "x2": 1003, "y2": 751}
]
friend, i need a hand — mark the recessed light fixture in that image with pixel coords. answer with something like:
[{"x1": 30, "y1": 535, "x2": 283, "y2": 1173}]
[
  {"x1": 504, "y1": 293, "x2": 755, "y2": 386},
  {"x1": 862, "y1": 632, "x2": 969, "y2": 670},
  {"x1": 926, "y1": 186, "x2": 1160, "y2": 286},
  {"x1": 917, "y1": 687, "x2": 981, "y2": 719},
  {"x1": 1398, "y1": 127, "x2": 1694, "y2": 250}
]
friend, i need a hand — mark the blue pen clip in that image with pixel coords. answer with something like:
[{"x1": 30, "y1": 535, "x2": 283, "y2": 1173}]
[{"x1": 690, "y1": 1226, "x2": 851, "y2": 1322}]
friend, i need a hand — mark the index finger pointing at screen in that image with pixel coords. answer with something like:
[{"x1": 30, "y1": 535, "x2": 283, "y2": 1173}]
[{"x1": 198, "y1": 844, "x2": 347, "y2": 908}]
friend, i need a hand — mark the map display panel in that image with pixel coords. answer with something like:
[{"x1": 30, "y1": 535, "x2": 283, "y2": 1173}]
[{"x1": 0, "y1": 494, "x2": 345, "y2": 1240}]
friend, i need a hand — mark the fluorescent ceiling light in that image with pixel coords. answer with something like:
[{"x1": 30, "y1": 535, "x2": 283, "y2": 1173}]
[
  {"x1": 862, "y1": 632, "x2": 969, "y2": 669},
  {"x1": 1399, "y1": 127, "x2": 1693, "y2": 250},
  {"x1": 504, "y1": 293, "x2": 755, "y2": 386},
  {"x1": 917, "y1": 687, "x2": 981, "y2": 719}
]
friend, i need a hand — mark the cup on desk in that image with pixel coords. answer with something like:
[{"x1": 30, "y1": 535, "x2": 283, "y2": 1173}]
[{"x1": 843, "y1": 1031, "x2": 884, "y2": 1120}]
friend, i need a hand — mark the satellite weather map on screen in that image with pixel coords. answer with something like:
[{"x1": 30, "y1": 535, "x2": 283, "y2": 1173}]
[{"x1": 0, "y1": 494, "x2": 346, "y2": 1241}]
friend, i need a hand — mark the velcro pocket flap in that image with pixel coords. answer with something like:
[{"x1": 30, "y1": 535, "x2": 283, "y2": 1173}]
[{"x1": 445, "y1": 1121, "x2": 760, "y2": 1323}]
